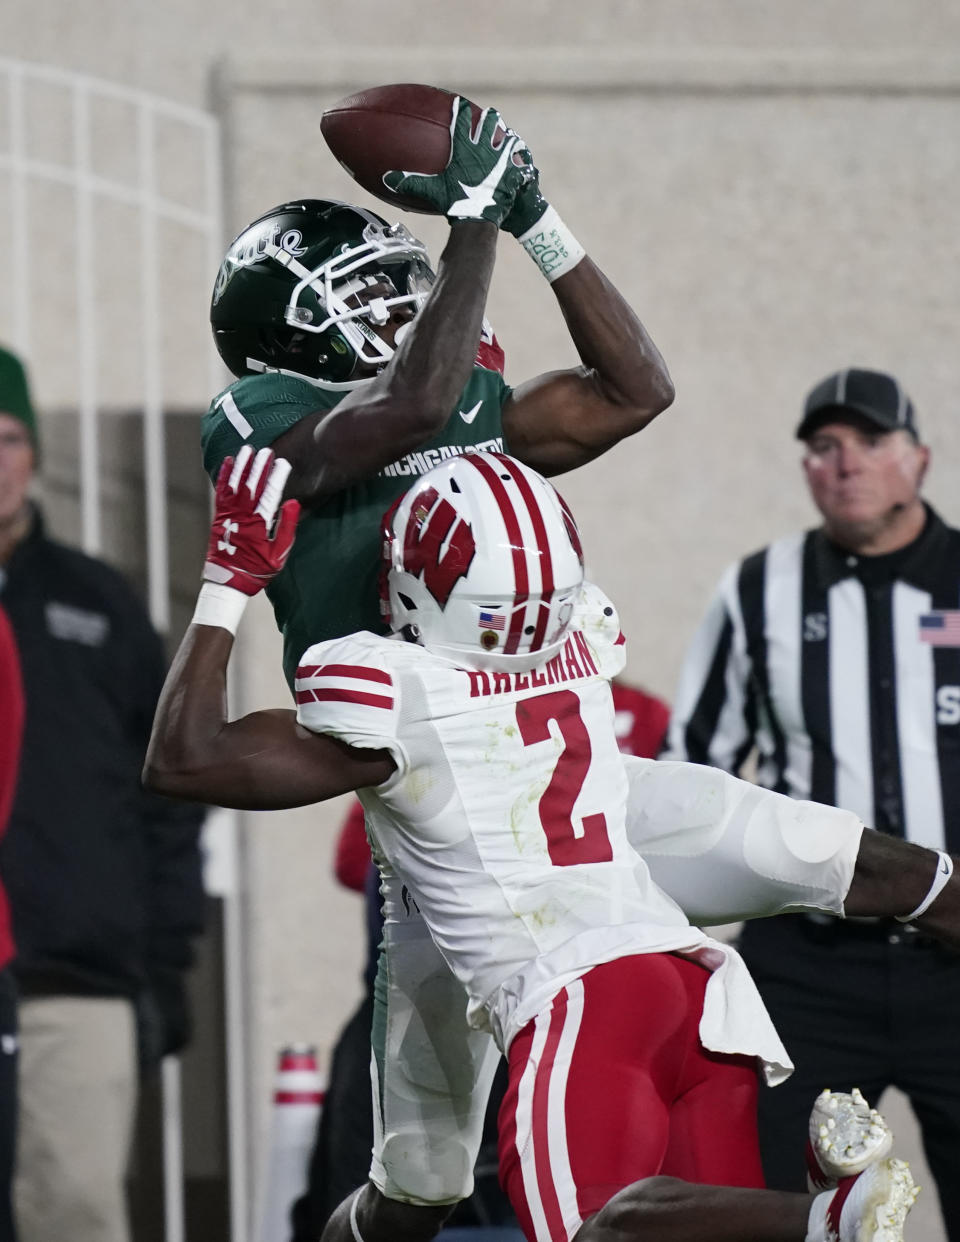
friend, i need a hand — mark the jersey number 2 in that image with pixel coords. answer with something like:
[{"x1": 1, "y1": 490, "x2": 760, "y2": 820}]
[{"x1": 516, "y1": 689, "x2": 613, "y2": 866}]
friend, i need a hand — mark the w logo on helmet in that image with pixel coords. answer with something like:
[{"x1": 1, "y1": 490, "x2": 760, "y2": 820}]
[{"x1": 402, "y1": 485, "x2": 476, "y2": 607}]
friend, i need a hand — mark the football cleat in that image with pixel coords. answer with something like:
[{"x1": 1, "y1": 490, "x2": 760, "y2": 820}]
[
  {"x1": 807, "y1": 1088, "x2": 894, "y2": 1192},
  {"x1": 806, "y1": 1158, "x2": 918, "y2": 1242}
]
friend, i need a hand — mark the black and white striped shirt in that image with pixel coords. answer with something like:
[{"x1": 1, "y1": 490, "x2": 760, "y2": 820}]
[{"x1": 664, "y1": 506, "x2": 960, "y2": 851}]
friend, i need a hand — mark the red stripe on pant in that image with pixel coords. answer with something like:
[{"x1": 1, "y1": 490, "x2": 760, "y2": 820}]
[
  {"x1": 498, "y1": 956, "x2": 765, "y2": 1242},
  {"x1": 533, "y1": 991, "x2": 573, "y2": 1242},
  {"x1": 499, "y1": 987, "x2": 580, "y2": 1242}
]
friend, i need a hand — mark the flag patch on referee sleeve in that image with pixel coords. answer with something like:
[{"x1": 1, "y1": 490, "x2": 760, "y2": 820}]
[
  {"x1": 478, "y1": 611, "x2": 506, "y2": 631},
  {"x1": 294, "y1": 661, "x2": 394, "y2": 709},
  {"x1": 919, "y1": 612, "x2": 960, "y2": 647}
]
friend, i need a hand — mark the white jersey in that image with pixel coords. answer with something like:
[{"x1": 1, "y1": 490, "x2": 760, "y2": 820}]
[{"x1": 297, "y1": 584, "x2": 792, "y2": 1081}]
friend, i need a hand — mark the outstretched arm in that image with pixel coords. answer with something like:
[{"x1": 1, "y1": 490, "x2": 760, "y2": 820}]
[
  {"x1": 276, "y1": 100, "x2": 533, "y2": 504},
  {"x1": 624, "y1": 753, "x2": 960, "y2": 953},
  {"x1": 275, "y1": 219, "x2": 498, "y2": 503},
  {"x1": 845, "y1": 831, "x2": 960, "y2": 951},
  {"x1": 497, "y1": 177, "x2": 674, "y2": 476},
  {"x1": 144, "y1": 448, "x2": 395, "y2": 808},
  {"x1": 145, "y1": 625, "x2": 393, "y2": 809},
  {"x1": 501, "y1": 258, "x2": 675, "y2": 475}
]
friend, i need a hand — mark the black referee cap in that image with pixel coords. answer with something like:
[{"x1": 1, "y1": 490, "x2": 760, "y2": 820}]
[{"x1": 796, "y1": 368, "x2": 918, "y2": 441}]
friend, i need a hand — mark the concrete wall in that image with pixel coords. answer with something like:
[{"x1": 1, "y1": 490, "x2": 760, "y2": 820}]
[{"x1": 2, "y1": 5, "x2": 957, "y2": 1233}]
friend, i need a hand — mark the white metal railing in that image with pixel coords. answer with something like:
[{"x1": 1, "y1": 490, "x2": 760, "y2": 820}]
[
  {"x1": 0, "y1": 56, "x2": 248, "y2": 1242},
  {"x1": 0, "y1": 57, "x2": 223, "y2": 619}
]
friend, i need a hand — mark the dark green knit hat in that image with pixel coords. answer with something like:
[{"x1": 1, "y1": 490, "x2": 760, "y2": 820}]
[{"x1": 0, "y1": 345, "x2": 38, "y2": 449}]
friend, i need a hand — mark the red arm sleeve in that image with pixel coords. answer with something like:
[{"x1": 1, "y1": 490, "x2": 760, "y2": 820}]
[
  {"x1": 334, "y1": 798, "x2": 372, "y2": 892},
  {"x1": 0, "y1": 605, "x2": 24, "y2": 837}
]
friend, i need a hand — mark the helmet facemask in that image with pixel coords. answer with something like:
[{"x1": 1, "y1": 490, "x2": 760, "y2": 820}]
[{"x1": 265, "y1": 221, "x2": 435, "y2": 377}]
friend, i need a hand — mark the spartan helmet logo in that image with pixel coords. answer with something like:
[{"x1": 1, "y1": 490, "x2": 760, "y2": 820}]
[
  {"x1": 212, "y1": 224, "x2": 310, "y2": 306},
  {"x1": 400, "y1": 484, "x2": 476, "y2": 606}
]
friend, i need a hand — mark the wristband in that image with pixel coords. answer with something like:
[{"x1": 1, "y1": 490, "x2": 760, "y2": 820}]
[
  {"x1": 516, "y1": 205, "x2": 585, "y2": 282},
  {"x1": 895, "y1": 849, "x2": 954, "y2": 922},
  {"x1": 192, "y1": 582, "x2": 249, "y2": 636}
]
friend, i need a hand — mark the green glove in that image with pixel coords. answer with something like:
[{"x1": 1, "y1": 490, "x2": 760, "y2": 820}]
[
  {"x1": 501, "y1": 166, "x2": 550, "y2": 238},
  {"x1": 384, "y1": 97, "x2": 534, "y2": 225}
]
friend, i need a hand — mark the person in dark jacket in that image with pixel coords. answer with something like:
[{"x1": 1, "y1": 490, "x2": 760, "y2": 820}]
[
  {"x1": 664, "y1": 368, "x2": 960, "y2": 1239},
  {"x1": 0, "y1": 344, "x2": 206, "y2": 1242}
]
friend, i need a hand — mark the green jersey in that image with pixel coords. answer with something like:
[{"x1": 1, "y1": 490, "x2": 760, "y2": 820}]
[{"x1": 201, "y1": 366, "x2": 512, "y2": 689}]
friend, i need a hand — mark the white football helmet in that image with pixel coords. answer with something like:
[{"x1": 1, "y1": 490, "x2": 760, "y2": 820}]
[{"x1": 384, "y1": 451, "x2": 585, "y2": 671}]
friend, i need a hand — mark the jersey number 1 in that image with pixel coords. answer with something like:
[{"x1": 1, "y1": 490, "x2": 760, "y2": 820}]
[{"x1": 516, "y1": 689, "x2": 613, "y2": 866}]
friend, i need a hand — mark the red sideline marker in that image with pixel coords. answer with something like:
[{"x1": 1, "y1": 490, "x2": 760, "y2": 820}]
[
  {"x1": 274, "y1": 1046, "x2": 326, "y2": 1104},
  {"x1": 255, "y1": 1044, "x2": 327, "y2": 1242}
]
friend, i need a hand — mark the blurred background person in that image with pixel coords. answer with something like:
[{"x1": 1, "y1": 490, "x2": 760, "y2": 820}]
[
  {"x1": 611, "y1": 676, "x2": 670, "y2": 758},
  {"x1": 0, "y1": 596, "x2": 24, "y2": 1242},
  {"x1": 663, "y1": 367, "x2": 960, "y2": 1240},
  {"x1": 0, "y1": 345, "x2": 207, "y2": 1242}
]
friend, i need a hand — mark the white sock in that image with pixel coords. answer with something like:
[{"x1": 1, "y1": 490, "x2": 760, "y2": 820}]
[
  {"x1": 805, "y1": 1188, "x2": 833, "y2": 1242},
  {"x1": 349, "y1": 1189, "x2": 366, "y2": 1242}
]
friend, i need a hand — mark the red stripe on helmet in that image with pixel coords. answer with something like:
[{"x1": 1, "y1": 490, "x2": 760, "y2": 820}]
[
  {"x1": 461, "y1": 453, "x2": 529, "y2": 654},
  {"x1": 555, "y1": 490, "x2": 584, "y2": 566},
  {"x1": 492, "y1": 454, "x2": 555, "y2": 653}
]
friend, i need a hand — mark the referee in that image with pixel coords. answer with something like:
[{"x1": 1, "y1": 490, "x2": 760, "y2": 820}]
[{"x1": 664, "y1": 367, "x2": 960, "y2": 1240}]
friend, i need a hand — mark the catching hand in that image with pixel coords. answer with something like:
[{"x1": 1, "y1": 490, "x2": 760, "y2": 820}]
[
  {"x1": 383, "y1": 97, "x2": 534, "y2": 225},
  {"x1": 501, "y1": 164, "x2": 550, "y2": 238},
  {"x1": 203, "y1": 446, "x2": 300, "y2": 595}
]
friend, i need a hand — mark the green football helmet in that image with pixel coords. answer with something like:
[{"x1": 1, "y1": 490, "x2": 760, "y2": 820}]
[{"x1": 210, "y1": 199, "x2": 436, "y2": 386}]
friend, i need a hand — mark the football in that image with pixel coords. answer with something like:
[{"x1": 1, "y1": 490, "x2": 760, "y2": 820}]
[{"x1": 321, "y1": 83, "x2": 478, "y2": 214}]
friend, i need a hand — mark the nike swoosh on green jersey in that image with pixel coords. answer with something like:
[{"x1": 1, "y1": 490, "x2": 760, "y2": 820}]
[{"x1": 459, "y1": 401, "x2": 482, "y2": 425}]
